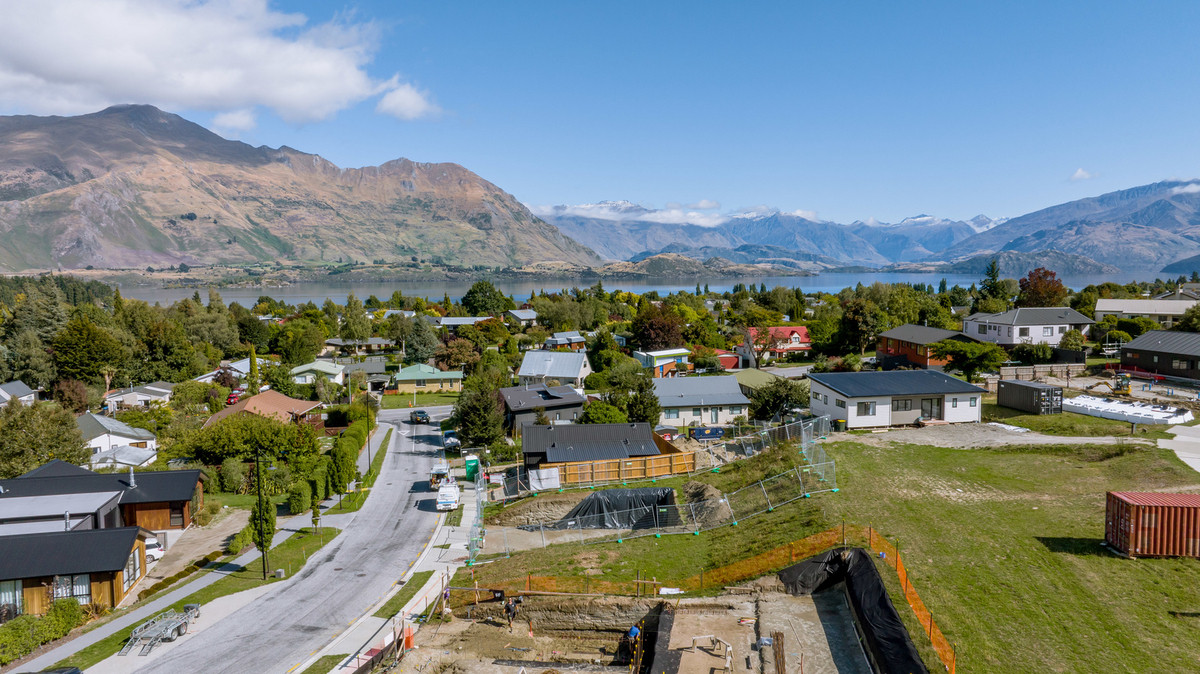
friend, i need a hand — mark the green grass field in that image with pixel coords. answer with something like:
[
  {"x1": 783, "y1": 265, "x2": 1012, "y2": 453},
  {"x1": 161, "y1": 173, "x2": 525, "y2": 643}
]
[
  {"x1": 374, "y1": 570, "x2": 435, "y2": 619},
  {"x1": 298, "y1": 653, "x2": 349, "y2": 674},
  {"x1": 981, "y1": 401, "x2": 1171, "y2": 440},
  {"x1": 382, "y1": 392, "x2": 460, "y2": 408}
]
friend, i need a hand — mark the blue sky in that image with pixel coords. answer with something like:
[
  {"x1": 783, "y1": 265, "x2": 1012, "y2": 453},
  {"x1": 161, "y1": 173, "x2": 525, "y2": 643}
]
[{"x1": 3, "y1": 2, "x2": 1200, "y2": 223}]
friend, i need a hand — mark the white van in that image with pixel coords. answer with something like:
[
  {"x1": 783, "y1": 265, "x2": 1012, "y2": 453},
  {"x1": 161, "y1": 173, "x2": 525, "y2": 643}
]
[{"x1": 436, "y1": 483, "x2": 460, "y2": 511}]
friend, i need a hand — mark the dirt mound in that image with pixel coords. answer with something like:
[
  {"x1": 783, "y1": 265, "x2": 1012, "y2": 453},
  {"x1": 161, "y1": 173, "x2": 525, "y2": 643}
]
[
  {"x1": 683, "y1": 481, "x2": 730, "y2": 528},
  {"x1": 488, "y1": 491, "x2": 591, "y2": 526}
]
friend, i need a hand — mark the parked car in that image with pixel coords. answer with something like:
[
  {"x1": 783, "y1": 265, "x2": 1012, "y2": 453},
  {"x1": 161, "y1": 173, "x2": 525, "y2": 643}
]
[
  {"x1": 145, "y1": 538, "x2": 165, "y2": 562},
  {"x1": 410, "y1": 409, "x2": 430, "y2": 424},
  {"x1": 442, "y1": 429, "x2": 461, "y2": 449},
  {"x1": 226, "y1": 391, "x2": 240, "y2": 405}
]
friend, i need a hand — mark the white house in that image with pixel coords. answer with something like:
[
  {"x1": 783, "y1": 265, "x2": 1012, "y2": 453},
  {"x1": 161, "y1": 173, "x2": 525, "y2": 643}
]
[
  {"x1": 76, "y1": 413, "x2": 158, "y2": 455},
  {"x1": 517, "y1": 350, "x2": 593, "y2": 387},
  {"x1": 735, "y1": 326, "x2": 812, "y2": 366},
  {"x1": 960, "y1": 307, "x2": 1093, "y2": 347},
  {"x1": 89, "y1": 445, "x2": 158, "y2": 470},
  {"x1": 103, "y1": 381, "x2": 176, "y2": 411},
  {"x1": 1094, "y1": 298, "x2": 1199, "y2": 329},
  {"x1": 633, "y1": 348, "x2": 692, "y2": 378},
  {"x1": 194, "y1": 357, "x2": 273, "y2": 384},
  {"x1": 507, "y1": 309, "x2": 538, "y2": 326},
  {"x1": 808, "y1": 370, "x2": 985, "y2": 429},
  {"x1": 653, "y1": 375, "x2": 749, "y2": 427},
  {"x1": 290, "y1": 360, "x2": 346, "y2": 386},
  {"x1": 0, "y1": 380, "x2": 36, "y2": 406}
]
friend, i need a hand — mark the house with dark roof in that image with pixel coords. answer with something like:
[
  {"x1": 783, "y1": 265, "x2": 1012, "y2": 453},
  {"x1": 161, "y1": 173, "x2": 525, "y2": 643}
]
[
  {"x1": 521, "y1": 423, "x2": 661, "y2": 468},
  {"x1": 961, "y1": 307, "x2": 1093, "y2": 347},
  {"x1": 1121, "y1": 330, "x2": 1200, "y2": 380},
  {"x1": 324, "y1": 337, "x2": 396, "y2": 354},
  {"x1": 103, "y1": 380, "x2": 176, "y2": 411},
  {"x1": 0, "y1": 461, "x2": 204, "y2": 531},
  {"x1": 808, "y1": 370, "x2": 985, "y2": 429},
  {"x1": 653, "y1": 375, "x2": 750, "y2": 426},
  {"x1": 876, "y1": 324, "x2": 979, "y2": 370},
  {"x1": 77, "y1": 413, "x2": 157, "y2": 457},
  {"x1": 0, "y1": 380, "x2": 36, "y2": 406},
  {"x1": 499, "y1": 384, "x2": 586, "y2": 434},
  {"x1": 343, "y1": 360, "x2": 391, "y2": 393},
  {"x1": 0, "y1": 526, "x2": 153, "y2": 621},
  {"x1": 544, "y1": 331, "x2": 586, "y2": 351},
  {"x1": 518, "y1": 350, "x2": 593, "y2": 387}
]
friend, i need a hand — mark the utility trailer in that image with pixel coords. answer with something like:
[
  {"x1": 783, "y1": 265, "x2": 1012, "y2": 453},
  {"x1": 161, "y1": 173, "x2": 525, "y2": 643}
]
[{"x1": 119, "y1": 604, "x2": 201, "y2": 656}]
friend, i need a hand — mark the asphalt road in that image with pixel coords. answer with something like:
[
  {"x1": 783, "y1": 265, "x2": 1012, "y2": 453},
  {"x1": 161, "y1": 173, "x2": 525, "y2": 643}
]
[{"x1": 137, "y1": 408, "x2": 449, "y2": 674}]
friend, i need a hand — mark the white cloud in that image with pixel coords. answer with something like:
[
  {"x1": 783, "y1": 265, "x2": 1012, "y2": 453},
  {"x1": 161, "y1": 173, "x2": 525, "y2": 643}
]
[
  {"x1": 686, "y1": 199, "x2": 721, "y2": 210},
  {"x1": 212, "y1": 109, "x2": 257, "y2": 135},
  {"x1": 528, "y1": 201, "x2": 729, "y2": 227},
  {"x1": 0, "y1": 0, "x2": 436, "y2": 123},
  {"x1": 786, "y1": 209, "x2": 818, "y2": 220},
  {"x1": 1171, "y1": 183, "x2": 1200, "y2": 195},
  {"x1": 1070, "y1": 168, "x2": 1095, "y2": 181}
]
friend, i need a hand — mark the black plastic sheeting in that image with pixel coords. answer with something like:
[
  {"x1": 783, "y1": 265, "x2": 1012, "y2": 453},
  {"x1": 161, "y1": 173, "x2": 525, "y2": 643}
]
[
  {"x1": 777, "y1": 547, "x2": 928, "y2": 674},
  {"x1": 522, "y1": 487, "x2": 676, "y2": 531},
  {"x1": 640, "y1": 601, "x2": 680, "y2": 673}
]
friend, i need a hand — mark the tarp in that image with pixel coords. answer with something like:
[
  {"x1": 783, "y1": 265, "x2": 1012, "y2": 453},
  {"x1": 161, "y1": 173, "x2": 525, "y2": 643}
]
[
  {"x1": 777, "y1": 547, "x2": 928, "y2": 674},
  {"x1": 528, "y1": 467, "x2": 561, "y2": 490},
  {"x1": 529, "y1": 487, "x2": 676, "y2": 530}
]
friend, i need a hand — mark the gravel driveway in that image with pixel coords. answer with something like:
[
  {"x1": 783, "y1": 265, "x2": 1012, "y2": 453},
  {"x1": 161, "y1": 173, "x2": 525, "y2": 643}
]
[{"x1": 840, "y1": 423, "x2": 1155, "y2": 449}]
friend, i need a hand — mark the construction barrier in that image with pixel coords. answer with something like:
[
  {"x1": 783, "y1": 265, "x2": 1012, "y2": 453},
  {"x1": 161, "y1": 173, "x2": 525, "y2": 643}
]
[{"x1": 541, "y1": 451, "x2": 697, "y2": 484}]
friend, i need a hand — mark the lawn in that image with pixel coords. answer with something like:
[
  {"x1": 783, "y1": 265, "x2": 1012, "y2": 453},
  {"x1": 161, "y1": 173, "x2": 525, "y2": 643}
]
[
  {"x1": 207, "y1": 492, "x2": 289, "y2": 510},
  {"x1": 374, "y1": 569, "x2": 435, "y2": 619},
  {"x1": 981, "y1": 401, "x2": 1171, "y2": 440},
  {"x1": 382, "y1": 392, "x2": 460, "y2": 408},
  {"x1": 298, "y1": 653, "x2": 349, "y2": 674},
  {"x1": 53, "y1": 527, "x2": 340, "y2": 671},
  {"x1": 821, "y1": 439, "x2": 1200, "y2": 672}
]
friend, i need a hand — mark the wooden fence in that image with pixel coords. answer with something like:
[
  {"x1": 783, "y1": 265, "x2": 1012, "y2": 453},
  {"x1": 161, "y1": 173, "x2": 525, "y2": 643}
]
[
  {"x1": 541, "y1": 451, "x2": 697, "y2": 484},
  {"x1": 1000, "y1": 363, "x2": 1086, "y2": 380}
]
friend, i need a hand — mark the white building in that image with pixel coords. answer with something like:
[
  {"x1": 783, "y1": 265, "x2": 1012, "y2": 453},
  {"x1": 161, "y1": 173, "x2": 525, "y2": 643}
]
[
  {"x1": 808, "y1": 370, "x2": 985, "y2": 429},
  {"x1": 653, "y1": 375, "x2": 749, "y2": 427},
  {"x1": 290, "y1": 360, "x2": 346, "y2": 386},
  {"x1": 103, "y1": 381, "x2": 176, "y2": 411},
  {"x1": 76, "y1": 413, "x2": 158, "y2": 455},
  {"x1": 632, "y1": 348, "x2": 692, "y2": 378},
  {"x1": 517, "y1": 350, "x2": 593, "y2": 387},
  {"x1": 0, "y1": 381, "x2": 36, "y2": 405},
  {"x1": 1094, "y1": 298, "x2": 1199, "y2": 328},
  {"x1": 960, "y1": 307, "x2": 1093, "y2": 347}
]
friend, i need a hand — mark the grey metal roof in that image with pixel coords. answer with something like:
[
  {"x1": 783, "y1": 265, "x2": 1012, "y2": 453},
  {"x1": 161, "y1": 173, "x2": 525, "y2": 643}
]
[
  {"x1": 508, "y1": 309, "x2": 538, "y2": 320},
  {"x1": 522, "y1": 423, "x2": 659, "y2": 464},
  {"x1": 1123, "y1": 330, "x2": 1200, "y2": 358},
  {"x1": 0, "y1": 380, "x2": 34, "y2": 399},
  {"x1": 0, "y1": 462, "x2": 202, "y2": 505},
  {"x1": 432, "y1": 316, "x2": 488, "y2": 327},
  {"x1": 0, "y1": 491, "x2": 122, "y2": 521},
  {"x1": 878, "y1": 324, "x2": 967, "y2": 345},
  {"x1": 808, "y1": 370, "x2": 985, "y2": 398},
  {"x1": 90, "y1": 445, "x2": 159, "y2": 468},
  {"x1": 653, "y1": 376, "x2": 750, "y2": 408},
  {"x1": 325, "y1": 337, "x2": 395, "y2": 347},
  {"x1": 546, "y1": 331, "x2": 585, "y2": 346},
  {"x1": 518, "y1": 350, "x2": 589, "y2": 380},
  {"x1": 76, "y1": 413, "x2": 156, "y2": 443},
  {"x1": 0, "y1": 527, "x2": 143, "y2": 581},
  {"x1": 342, "y1": 361, "x2": 389, "y2": 375},
  {"x1": 963, "y1": 307, "x2": 1093, "y2": 326},
  {"x1": 500, "y1": 384, "x2": 586, "y2": 411}
]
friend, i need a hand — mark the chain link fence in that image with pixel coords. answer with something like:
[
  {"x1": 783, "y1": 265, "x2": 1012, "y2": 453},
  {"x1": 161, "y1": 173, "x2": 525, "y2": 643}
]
[{"x1": 466, "y1": 468, "x2": 488, "y2": 565}]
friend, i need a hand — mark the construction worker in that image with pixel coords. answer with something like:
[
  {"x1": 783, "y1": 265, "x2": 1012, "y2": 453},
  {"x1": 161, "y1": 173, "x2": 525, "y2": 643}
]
[{"x1": 504, "y1": 598, "x2": 518, "y2": 632}]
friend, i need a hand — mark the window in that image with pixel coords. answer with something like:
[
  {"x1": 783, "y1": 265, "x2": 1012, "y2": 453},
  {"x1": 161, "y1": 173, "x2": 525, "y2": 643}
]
[
  {"x1": 1153, "y1": 355, "x2": 1159, "y2": 363},
  {"x1": 130, "y1": 441, "x2": 147, "y2": 448},
  {"x1": 693, "y1": 408, "x2": 702, "y2": 417},
  {"x1": 53, "y1": 574, "x2": 90, "y2": 605},
  {"x1": 665, "y1": 409, "x2": 679, "y2": 419},
  {"x1": 170, "y1": 503, "x2": 184, "y2": 527},
  {"x1": 856, "y1": 401, "x2": 876, "y2": 416},
  {"x1": 1059, "y1": 326, "x2": 1067, "y2": 334},
  {"x1": 0, "y1": 579, "x2": 21, "y2": 620},
  {"x1": 977, "y1": 324, "x2": 987, "y2": 335},
  {"x1": 730, "y1": 406, "x2": 743, "y2": 415},
  {"x1": 970, "y1": 397, "x2": 978, "y2": 407},
  {"x1": 415, "y1": 379, "x2": 427, "y2": 388},
  {"x1": 1174, "y1": 359, "x2": 1190, "y2": 370},
  {"x1": 822, "y1": 394, "x2": 828, "y2": 403},
  {"x1": 1019, "y1": 327, "x2": 1030, "y2": 337},
  {"x1": 1043, "y1": 327, "x2": 1054, "y2": 337},
  {"x1": 123, "y1": 550, "x2": 142, "y2": 592},
  {"x1": 892, "y1": 399, "x2": 912, "y2": 412},
  {"x1": 951, "y1": 398, "x2": 958, "y2": 408},
  {"x1": 835, "y1": 399, "x2": 846, "y2": 409},
  {"x1": 1007, "y1": 327, "x2": 1012, "y2": 336}
]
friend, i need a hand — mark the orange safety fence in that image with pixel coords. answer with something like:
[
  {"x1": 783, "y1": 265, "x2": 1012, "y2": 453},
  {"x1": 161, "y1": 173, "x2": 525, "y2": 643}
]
[{"x1": 868, "y1": 526, "x2": 956, "y2": 674}]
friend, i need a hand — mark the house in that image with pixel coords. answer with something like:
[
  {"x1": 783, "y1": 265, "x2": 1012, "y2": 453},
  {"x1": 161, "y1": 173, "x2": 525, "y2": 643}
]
[
  {"x1": 103, "y1": 381, "x2": 176, "y2": 411},
  {"x1": 544, "y1": 331, "x2": 586, "y2": 351},
  {"x1": 425, "y1": 316, "x2": 489, "y2": 333},
  {"x1": 194, "y1": 356, "x2": 273, "y2": 384},
  {"x1": 733, "y1": 368, "x2": 785, "y2": 397},
  {"x1": 1094, "y1": 299, "x2": 1199, "y2": 329},
  {"x1": 342, "y1": 361, "x2": 391, "y2": 393},
  {"x1": 0, "y1": 460, "x2": 205, "y2": 532},
  {"x1": 521, "y1": 423, "x2": 661, "y2": 469},
  {"x1": 653, "y1": 375, "x2": 750, "y2": 426},
  {"x1": 807, "y1": 370, "x2": 985, "y2": 429},
  {"x1": 736, "y1": 326, "x2": 812, "y2": 366},
  {"x1": 500, "y1": 384, "x2": 586, "y2": 433},
  {"x1": 392, "y1": 363, "x2": 464, "y2": 393},
  {"x1": 203, "y1": 389, "x2": 322, "y2": 429},
  {"x1": 1121, "y1": 330, "x2": 1200, "y2": 380},
  {"x1": 77, "y1": 413, "x2": 157, "y2": 457},
  {"x1": 1153, "y1": 285, "x2": 1200, "y2": 301},
  {"x1": 324, "y1": 337, "x2": 396, "y2": 353},
  {"x1": 518, "y1": 350, "x2": 593, "y2": 387},
  {"x1": 0, "y1": 381, "x2": 36, "y2": 406},
  {"x1": 960, "y1": 307, "x2": 1093, "y2": 347},
  {"x1": 378, "y1": 309, "x2": 417, "y2": 319},
  {"x1": 710, "y1": 348, "x2": 741, "y2": 371},
  {"x1": 632, "y1": 348, "x2": 692, "y2": 378},
  {"x1": 290, "y1": 360, "x2": 346, "y2": 386},
  {"x1": 876, "y1": 325, "x2": 978, "y2": 370},
  {"x1": 0, "y1": 527, "x2": 153, "y2": 620},
  {"x1": 507, "y1": 309, "x2": 538, "y2": 326}
]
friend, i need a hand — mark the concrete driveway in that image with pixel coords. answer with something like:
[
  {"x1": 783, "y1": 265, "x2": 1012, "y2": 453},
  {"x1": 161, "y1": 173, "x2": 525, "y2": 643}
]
[{"x1": 134, "y1": 411, "x2": 444, "y2": 674}]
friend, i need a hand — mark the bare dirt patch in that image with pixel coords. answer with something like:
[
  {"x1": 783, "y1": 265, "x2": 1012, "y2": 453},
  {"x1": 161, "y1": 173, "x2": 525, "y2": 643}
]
[
  {"x1": 488, "y1": 492, "x2": 591, "y2": 527},
  {"x1": 850, "y1": 423, "x2": 1153, "y2": 449}
]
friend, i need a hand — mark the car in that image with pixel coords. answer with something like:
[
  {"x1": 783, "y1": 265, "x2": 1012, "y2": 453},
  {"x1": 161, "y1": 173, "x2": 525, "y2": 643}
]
[
  {"x1": 226, "y1": 392, "x2": 240, "y2": 405},
  {"x1": 410, "y1": 410, "x2": 430, "y2": 424},
  {"x1": 442, "y1": 429, "x2": 461, "y2": 449},
  {"x1": 145, "y1": 538, "x2": 165, "y2": 562}
]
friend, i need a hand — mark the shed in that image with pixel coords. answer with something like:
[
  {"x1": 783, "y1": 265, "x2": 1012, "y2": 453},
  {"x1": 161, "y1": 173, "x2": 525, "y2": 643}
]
[
  {"x1": 1106, "y1": 491, "x2": 1200, "y2": 558},
  {"x1": 997, "y1": 380, "x2": 1062, "y2": 415}
]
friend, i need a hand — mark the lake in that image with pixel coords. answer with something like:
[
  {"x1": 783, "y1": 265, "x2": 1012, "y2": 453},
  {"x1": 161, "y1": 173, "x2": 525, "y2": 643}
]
[{"x1": 114, "y1": 270, "x2": 1160, "y2": 307}]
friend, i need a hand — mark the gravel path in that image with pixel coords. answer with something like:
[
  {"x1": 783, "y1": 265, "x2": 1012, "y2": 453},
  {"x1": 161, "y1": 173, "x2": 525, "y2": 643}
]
[{"x1": 841, "y1": 423, "x2": 1154, "y2": 449}]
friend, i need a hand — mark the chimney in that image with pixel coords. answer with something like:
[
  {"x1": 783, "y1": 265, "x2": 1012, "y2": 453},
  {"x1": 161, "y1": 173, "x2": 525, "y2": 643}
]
[{"x1": 129, "y1": 466, "x2": 136, "y2": 489}]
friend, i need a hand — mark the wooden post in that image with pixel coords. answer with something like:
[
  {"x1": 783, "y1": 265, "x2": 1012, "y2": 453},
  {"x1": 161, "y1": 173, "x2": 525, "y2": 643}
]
[
  {"x1": 700, "y1": 567, "x2": 704, "y2": 592},
  {"x1": 474, "y1": 580, "x2": 479, "y2": 606}
]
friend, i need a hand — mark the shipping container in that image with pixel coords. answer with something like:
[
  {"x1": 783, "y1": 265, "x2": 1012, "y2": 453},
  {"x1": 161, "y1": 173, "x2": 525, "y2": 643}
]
[
  {"x1": 688, "y1": 426, "x2": 725, "y2": 440},
  {"x1": 1105, "y1": 491, "x2": 1200, "y2": 558},
  {"x1": 997, "y1": 379, "x2": 1062, "y2": 415}
]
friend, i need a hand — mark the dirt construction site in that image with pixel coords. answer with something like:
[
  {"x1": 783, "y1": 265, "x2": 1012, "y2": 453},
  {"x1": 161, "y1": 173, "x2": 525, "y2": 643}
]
[{"x1": 406, "y1": 581, "x2": 871, "y2": 673}]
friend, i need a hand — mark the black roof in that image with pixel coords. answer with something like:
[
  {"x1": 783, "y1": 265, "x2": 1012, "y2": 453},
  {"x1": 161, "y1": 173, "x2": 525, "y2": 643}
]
[
  {"x1": 522, "y1": 423, "x2": 659, "y2": 464},
  {"x1": 1123, "y1": 330, "x2": 1200, "y2": 358},
  {"x1": 0, "y1": 527, "x2": 143, "y2": 581},
  {"x1": 500, "y1": 384, "x2": 586, "y2": 411},
  {"x1": 1, "y1": 462, "x2": 202, "y2": 504},
  {"x1": 808, "y1": 370, "x2": 985, "y2": 398},
  {"x1": 878, "y1": 324, "x2": 974, "y2": 345}
]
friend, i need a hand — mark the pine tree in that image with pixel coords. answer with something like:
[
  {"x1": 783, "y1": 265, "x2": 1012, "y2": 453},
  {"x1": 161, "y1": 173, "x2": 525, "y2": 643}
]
[{"x1": 247, "y1": 345, "x2": 260, "y2": 395}]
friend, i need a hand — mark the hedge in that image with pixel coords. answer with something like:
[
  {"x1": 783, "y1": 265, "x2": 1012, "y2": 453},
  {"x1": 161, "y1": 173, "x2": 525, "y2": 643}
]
[
  {"x1": 0, "y1": 599, "x2": 85, "y2": 665},
  {"x1": 288, "y1": 481, "x2": 312, "y2": 515},
  {"x1": 226, "y1": 525, "x2": 254, "y2": 555},
  {"x1": 137, "y1": 551, "x2": 224, "y2": 601}
]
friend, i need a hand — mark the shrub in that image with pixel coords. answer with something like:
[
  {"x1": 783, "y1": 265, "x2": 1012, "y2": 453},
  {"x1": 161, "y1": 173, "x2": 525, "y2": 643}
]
[
  {"x1": 194, "y1": 502, "x2": 221, "y2": 527},
  {"x1": 310, "y1": 466, "x2": 327, "y2": 502},
  {"x1": 226, "y1": 526, "x2": 254, "y2": 554},
  {"x1": 219, "y1": 458, "x2": 246, "y2": 494},
  {"x1": 0, "y1": 600, "x2": 86, "y2": 665},
  {"x1": 288, "y1": 481, "x2": 312, "y2": 515}
]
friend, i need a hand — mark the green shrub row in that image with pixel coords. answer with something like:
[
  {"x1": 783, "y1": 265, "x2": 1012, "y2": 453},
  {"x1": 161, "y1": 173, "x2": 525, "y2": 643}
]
[
  {"x1": 226, "y1": 526, "x2": 254, "y2": 555},
  {"x1": 136, "y1": 551, "x2": 224, "y2": 601},
  {"x1": 288, "y1": 481, "x2": 312, "y2": 515},
  {"x1": 0, "y1": 599, "x2": 85, "y2": 665}
]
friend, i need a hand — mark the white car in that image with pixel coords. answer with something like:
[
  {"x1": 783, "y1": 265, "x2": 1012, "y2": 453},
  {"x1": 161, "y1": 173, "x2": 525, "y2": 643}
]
[{"x1": 145, "y1": 538, "x2": 165, "y2": 562}]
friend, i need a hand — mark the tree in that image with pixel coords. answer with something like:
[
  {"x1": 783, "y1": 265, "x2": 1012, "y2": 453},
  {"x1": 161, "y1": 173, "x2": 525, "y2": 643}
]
[
  {"x1": 461, "y1": 281, "x2": 510, "y2": 316},
  {"x1": 533, "y1": 407, "x2": 550, "y2": 426},
  {"x1": 273, "y1": 319, "x2": 326, "y2": 366},
  {"x1": 249, "y1": 468, "x2": 277, "y2": 553},
  {"x1": 0, "y1": 401, "x2": 88, "y2": 478},
  {"x1": 434, "y1": 338, "x2": 480, "y2": 372},
  {"x1": 453, "y1": 386, "x2": 504, "y2": 447},
  {"x1": 1176, "y1": 304, "x2": 1200, "y2": 333},
  {"x1": 51, "y1": 316, "x2": 126, "y2": 386},
  {"x1": 930, "y1": 340, "x2": 1008, "y2": 382},
  {"x1": 838, "y1": 298, "x2": 881, "y2": 354},
  {"x1": 748, "y1": 377, "x2": 810, "y2": 421},
  {"x1": 1059, "y1": 329, "x2": 1086, "y2": 352},
  {"x1": 1016, "y1": 267, "x2": 1068, "y2": 307},
  {"x1": 11, "y1": 329, "x2": 55, "y2": 389},
  {"x1": 578, "y1": 400, "x2": 628, "y2": 424},
  {"x1": 979, "y1": 258, "x2": 1007, "y2": 301},
  {"x1": 406, "y1": 317, "x2": 440, "y2": 364},
  {"x1": 1011, "y1": 342, "x2": 1054, "y2": 365},
  {"x1": 624, "y1": 378, "x2": 661, "y2": 424},
  {"x1": 384, "y1": 314, "x2": 414, "y2": 358},
  {"x1": 743, "y1": 320, "x2": 776, "y2": 367},
  {"x1": 53, "y1": 379, "x2": 89, "y2": 413},
  {"x1": 340, "y1": 293, "x2": 371, "y2": 352},
  {"x1": 631, "y1": 304, "x2": 684, "y2": 351}
]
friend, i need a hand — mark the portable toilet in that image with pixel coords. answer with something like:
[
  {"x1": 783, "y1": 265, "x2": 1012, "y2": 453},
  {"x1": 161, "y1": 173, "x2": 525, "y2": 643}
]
[{"x1": 464, "y1": 454, "x2": 480, "y2": 481}]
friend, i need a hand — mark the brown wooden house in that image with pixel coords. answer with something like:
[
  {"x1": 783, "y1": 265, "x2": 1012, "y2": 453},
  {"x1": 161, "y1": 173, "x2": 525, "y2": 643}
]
[{"x1": 876, "y1": 324, "x2": 978, "y2": 370}]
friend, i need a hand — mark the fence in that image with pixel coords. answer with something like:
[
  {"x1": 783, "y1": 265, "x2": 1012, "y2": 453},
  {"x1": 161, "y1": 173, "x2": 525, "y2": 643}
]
[
  {"x1": 543, "y1": 451, "x2": 697, "y2": 484},
  {"x1": 868, "y1": 526, "x2": 956, "y2": 674},
  {"x1": 466, "y1": 469, "x2": 488, "y2": 565},
  {"x1": 1000, "y1": 363, "x2": 1086, "y2": 380}
]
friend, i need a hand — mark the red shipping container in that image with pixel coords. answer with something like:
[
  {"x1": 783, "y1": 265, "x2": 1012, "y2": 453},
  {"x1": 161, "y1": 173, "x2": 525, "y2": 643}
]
[{"x1": 1106, "y1": 492, "x2": 1200, "y2": 558}]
